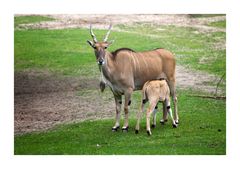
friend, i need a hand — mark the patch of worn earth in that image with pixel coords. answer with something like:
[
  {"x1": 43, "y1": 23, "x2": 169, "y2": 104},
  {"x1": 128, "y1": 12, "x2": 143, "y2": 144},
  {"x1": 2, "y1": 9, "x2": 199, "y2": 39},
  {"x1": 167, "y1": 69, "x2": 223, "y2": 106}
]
[
  {"x1": 14, "y1": 70, "x2": 114, "y2": 135},
  {"x1": 14, "y1": 67, "x2": 223, "y2": 135},
  {"x1": 16, "y1": 14, "x2": 225, "y2": 33},
  {"x1": 176, "y1": 65, "x2": 225, "y2": 94}
]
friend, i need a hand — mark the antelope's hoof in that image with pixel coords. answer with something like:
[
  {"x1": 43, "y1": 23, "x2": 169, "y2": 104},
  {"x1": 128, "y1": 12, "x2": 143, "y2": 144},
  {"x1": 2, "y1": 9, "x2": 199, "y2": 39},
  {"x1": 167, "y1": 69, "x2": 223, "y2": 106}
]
[
  {"x1": 112, "y1": 126, "x2": 120, "y2": 132},
  {"x1": 147, "y1": 130, "x2": 152, "y2": 136},
  {"x1": 160, "y1": 120, "x2": 165, "y2": 125},
  {"x1": 135, "y1": 130, "x2": 139, "y2": 134},
  {"x1": 151, "y1": 124, "x2": 156, "y2": 128},
  {"x1": 160, "y1": 119, "x2": 167, "y2": 125},
  {"x1": 122, "y1": 126, "x2": 129, "y2": 132},
  {"x1": 172, "y1": 124, "x2": 178, "y2": 128}
]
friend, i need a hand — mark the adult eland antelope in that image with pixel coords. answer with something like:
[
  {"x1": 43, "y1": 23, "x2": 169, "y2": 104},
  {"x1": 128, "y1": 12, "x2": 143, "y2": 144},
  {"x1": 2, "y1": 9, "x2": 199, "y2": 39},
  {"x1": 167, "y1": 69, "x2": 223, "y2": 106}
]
[{"x1": 87, "y1": 25, "x2": 178, "y2": 132}]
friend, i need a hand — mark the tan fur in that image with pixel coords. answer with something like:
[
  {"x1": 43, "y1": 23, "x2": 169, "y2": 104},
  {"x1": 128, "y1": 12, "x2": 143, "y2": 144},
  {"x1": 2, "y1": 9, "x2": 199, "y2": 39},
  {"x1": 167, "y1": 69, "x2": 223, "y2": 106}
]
[
  {"x1": 135, "y1": 80, "x2": 176, "y2": 135},
  {"x1": 102, "y1": 48, "x2": 175, "y2": 92},
  {"x1": 143, "y1": 80, "x2": 170, "y2": 101},
  {"x1": 87, "y1": 25, "x2": 178, "y2": 130}
]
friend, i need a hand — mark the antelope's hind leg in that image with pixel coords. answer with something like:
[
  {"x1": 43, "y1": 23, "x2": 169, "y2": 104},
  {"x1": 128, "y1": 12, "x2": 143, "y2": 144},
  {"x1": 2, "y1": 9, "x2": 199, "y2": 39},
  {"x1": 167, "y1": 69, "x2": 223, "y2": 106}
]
[
  {"x1": 160, "y1": 101, "x2": 168, "y2": 125},
  {"x1": 166, "y1": 99, "x2": 177, "y2": 128},
  {"x1": 146, "y1": 100, "x2": 158, "y2": 136},
  {"x1": 168, "y1": 80, "x2": 179, "y2": 124},
  {"x1": 151, "y1": 104, "x2": 158, "y2": 128}
]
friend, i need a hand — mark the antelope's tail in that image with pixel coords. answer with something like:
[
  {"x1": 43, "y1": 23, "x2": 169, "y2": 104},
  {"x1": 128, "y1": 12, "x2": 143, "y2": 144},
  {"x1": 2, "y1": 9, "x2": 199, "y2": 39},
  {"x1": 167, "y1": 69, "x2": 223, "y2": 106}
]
[{"x1": 142, "y1": 81, "x2": 150, "y2": 101}]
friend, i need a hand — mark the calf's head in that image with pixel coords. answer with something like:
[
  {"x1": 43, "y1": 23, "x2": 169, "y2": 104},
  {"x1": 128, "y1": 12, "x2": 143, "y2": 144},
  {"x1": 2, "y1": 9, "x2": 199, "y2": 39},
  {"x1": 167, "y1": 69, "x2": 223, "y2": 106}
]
[{"x1": 87, "y1": 25, "x2": 114, "y2": 65}]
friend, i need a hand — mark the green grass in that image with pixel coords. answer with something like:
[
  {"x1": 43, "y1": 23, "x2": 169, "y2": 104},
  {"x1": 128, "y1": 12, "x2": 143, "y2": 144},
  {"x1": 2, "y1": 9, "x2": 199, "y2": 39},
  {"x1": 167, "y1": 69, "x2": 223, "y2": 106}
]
[
  {"x1": 208, "y1": 20, "x2": 226, "y2": 28},
  {"x1": 14, "y1": 90, "x2": 226, "y2": 155},
  {"x1": 188, "y1": 14, "x2": 225, "y2": 18},
  {"x1": 14, "y1": 29, "x2": 97, "y2": 76},
  {"x1": 14, "y1": 15, "x2": 55, "y2": 28},
  {"x1": 15, "y1": 24, "x2": 226, "y2": 76}
]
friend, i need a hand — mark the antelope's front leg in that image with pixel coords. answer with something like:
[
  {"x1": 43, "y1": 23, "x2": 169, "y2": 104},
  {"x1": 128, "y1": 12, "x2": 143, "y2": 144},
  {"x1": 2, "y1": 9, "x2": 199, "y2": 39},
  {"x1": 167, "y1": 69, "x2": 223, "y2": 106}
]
[
  {"x1": 135, "y1": 99, "x2": 146, "y2": 134},
  {"x1": 122, "y1": 88, "x2": 133, "y2": 132},
  {"x1": 112, "y1": 94, "x2": 122, "y2": 131}
]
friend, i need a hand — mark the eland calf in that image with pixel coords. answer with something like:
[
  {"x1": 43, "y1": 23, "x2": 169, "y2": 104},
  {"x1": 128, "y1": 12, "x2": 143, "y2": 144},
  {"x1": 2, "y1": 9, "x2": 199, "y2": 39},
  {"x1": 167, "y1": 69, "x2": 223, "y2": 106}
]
[{"x1": 135, "y1": 79, "x2": 177, "y2": 136}]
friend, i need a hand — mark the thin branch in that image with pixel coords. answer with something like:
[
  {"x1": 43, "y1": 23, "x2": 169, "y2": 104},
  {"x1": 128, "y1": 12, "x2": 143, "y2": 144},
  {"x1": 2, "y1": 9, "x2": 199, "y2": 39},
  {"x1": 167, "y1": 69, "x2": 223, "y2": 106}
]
[
  {"x1": 215, "y1": 73, "x2": 225, "y2": 97},
  {"x1": 188, "y1": 94, "x2": 226, "y2": 100}
]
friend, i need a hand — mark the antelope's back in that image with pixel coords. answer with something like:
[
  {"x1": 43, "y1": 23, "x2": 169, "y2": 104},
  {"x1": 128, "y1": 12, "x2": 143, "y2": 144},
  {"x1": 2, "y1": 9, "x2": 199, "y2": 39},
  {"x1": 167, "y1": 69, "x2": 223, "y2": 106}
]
[{"x1": 112, "y1": 48, "x2": 176, "y2": 90}]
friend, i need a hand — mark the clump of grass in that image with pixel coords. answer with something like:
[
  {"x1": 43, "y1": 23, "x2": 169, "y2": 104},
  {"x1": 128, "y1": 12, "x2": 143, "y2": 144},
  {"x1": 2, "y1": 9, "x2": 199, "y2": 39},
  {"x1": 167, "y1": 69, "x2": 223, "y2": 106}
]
[
  {"x1": 188, "y1": 14, "x2": 225, "y2": 18},
  {"x1": 208, "y1": 20, "x2": 226, "y2": 28}
]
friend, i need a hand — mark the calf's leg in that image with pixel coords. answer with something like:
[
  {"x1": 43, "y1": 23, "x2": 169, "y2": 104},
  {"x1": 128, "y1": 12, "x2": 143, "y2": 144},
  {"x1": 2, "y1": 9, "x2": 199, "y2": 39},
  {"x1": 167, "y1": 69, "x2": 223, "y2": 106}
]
[
  {"x1": 152, "y1": 105, "x2": 158, "y2": 128},
  {"x1": 160, "y1": 101, "x2": 168, "y2": 124},
  {"x1": 135, "y1": 99, "x2": 146, "y2": 134},
  {"x1": 146, "y1": 100, "x2": 158, "y2": 136}
]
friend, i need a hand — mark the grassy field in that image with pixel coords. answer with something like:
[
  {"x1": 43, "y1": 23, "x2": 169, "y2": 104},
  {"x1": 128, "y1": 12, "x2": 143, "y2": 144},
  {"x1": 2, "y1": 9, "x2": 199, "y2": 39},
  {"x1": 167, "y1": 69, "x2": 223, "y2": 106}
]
[
  {"x1": 15, "y1": 23, "x2": 226, "y2": 76},
  {"x1": 14, "y1": 90, "x2": 225, "y2": 155},
  {"x1": 14, "y1": 15, "x2": 226, "y2": 155}
]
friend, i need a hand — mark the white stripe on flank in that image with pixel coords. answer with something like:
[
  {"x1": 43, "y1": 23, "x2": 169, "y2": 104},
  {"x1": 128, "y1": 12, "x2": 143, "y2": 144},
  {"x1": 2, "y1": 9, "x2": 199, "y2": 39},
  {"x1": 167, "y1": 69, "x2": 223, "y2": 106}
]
[
  {"x1": 134, "y1": 53, "x2": 140, "y2": 72},
  {"x1": 141, "y1": 54, "x2": 149, "y2": 73},
  {"x1": 130, "y1": 52, "x2": 137, "y2": 72}
]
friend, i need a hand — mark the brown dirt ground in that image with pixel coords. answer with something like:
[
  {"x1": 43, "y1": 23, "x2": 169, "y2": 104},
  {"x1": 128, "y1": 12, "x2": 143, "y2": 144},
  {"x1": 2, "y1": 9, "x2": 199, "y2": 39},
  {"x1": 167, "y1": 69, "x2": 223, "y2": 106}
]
[
  {"x1": 14, "y1": 70, "x2": 115, "y2": 135},
  {"x1": 14, "y1": 14, "x2": 226, "y2": 135},
  {"x1": 16, "y1": 14, "x2": 226, "y2": 33}
]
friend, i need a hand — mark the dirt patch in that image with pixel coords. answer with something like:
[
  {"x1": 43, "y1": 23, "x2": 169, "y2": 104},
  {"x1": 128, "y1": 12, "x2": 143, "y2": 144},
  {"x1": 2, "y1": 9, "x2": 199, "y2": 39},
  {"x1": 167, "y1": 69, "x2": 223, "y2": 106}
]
[
  {"x1": 14, "y1": 70, "x2": 115, "y2": 135},
  {"x1": 176, "y1": 65, "x2": 224, "y2": 94},
  {"x1": 15, "y1": 70, "x2": 97, "y2": 95},
  {"x1": 16, "y1": 14, "x2": 225, "y2": 33}
]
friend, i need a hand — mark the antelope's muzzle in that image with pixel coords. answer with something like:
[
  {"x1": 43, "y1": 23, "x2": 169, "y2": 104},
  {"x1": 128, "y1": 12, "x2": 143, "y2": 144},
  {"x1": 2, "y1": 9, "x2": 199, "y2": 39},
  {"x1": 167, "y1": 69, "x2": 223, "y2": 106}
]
[{"x1": 98, "y1": 59, "x2": 105, "y2": 65}]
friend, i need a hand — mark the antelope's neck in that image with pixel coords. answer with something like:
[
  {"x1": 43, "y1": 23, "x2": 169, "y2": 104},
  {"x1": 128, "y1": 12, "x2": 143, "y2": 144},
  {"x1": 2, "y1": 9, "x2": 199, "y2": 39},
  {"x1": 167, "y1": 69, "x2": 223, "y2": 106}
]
[{"x1": 100, "y1": 51, "x2": 115, "y2": 82}]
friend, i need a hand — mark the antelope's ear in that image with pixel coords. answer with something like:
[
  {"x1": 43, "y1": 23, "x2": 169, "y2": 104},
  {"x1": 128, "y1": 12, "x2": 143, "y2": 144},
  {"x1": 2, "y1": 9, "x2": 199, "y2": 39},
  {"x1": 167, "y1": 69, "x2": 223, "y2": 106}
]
[
  {"x1": 87, "y1": 40, "x2": 95, "y2": 48},
  {"x1": 107, "y1": 40, "x2": 114, "y2": 46}
]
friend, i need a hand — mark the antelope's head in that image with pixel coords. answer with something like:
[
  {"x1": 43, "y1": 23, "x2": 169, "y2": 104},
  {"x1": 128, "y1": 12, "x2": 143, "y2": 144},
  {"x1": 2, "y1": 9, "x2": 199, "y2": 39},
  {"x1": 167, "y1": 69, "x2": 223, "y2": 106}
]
[{"x1": 87, "y1": 25, "x2": 114, "y2": 65}]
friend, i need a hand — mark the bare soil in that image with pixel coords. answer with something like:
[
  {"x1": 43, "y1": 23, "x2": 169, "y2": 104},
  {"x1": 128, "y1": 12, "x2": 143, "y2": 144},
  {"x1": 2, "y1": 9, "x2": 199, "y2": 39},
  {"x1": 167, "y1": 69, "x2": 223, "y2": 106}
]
[
  {"x1": 14, "y1": 14, "x2": 225, "y2": 135},
  {"x1": 16, "y1": 14, "x2": 225, "y2": 33},
  {"x1": 15, "y1": 70, "x2": 115, "y2": 135}
]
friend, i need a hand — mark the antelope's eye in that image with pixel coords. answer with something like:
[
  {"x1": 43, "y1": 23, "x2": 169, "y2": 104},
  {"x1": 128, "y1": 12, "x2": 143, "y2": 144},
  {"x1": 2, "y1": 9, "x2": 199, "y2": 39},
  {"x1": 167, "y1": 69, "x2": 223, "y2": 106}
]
[
  {"x1": 93, "y1": 46, "x2": 97, "y2": 49},
  {"x1": 104, "y1": 46, "x2": 108, "y2": 49}
]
